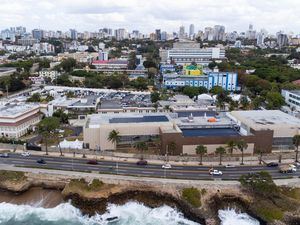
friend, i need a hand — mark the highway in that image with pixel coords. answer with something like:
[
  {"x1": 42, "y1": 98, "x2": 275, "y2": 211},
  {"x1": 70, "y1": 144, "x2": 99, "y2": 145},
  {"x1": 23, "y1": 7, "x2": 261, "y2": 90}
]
[{"x1": 0, "y1": 153, "x2": 299, "y2": 180}]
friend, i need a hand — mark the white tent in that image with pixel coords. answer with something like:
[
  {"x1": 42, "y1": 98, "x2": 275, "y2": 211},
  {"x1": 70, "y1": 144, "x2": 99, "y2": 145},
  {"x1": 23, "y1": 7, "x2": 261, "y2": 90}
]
[{"x1": 59, "y1": 139, "x2": 83, "y2": 149}]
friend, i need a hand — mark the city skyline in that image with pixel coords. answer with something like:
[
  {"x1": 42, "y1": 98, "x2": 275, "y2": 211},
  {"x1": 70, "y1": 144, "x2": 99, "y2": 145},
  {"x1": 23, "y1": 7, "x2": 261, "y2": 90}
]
[{"x1": 1, "y1": 0, "x2": 300, "y2": 34}]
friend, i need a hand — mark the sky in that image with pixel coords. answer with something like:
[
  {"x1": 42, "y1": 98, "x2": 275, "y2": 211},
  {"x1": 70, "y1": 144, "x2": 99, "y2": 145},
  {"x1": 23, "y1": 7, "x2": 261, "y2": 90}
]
[{"x1": 0, "y1": 0, "x2": 300, "y2": 34}]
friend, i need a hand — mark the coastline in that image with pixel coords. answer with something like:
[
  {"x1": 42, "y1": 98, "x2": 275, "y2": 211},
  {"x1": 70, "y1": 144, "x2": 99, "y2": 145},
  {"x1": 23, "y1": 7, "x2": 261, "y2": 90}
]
[{"x1": 0, "y1": 167, "x2": 299, "y2": 225}]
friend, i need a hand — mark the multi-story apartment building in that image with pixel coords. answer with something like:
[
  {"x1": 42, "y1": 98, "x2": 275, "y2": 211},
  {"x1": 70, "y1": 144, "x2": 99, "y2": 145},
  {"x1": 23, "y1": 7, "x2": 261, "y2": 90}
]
[{"x1": 159, "y1": 41, "x2": 225, "y2": 65}]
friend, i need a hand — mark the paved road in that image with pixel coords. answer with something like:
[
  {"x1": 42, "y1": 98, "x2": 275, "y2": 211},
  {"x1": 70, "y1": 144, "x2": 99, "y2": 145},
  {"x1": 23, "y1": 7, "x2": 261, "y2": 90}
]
[{"x1": 0, "y1": 153, "x2": 299, "y2": 180}]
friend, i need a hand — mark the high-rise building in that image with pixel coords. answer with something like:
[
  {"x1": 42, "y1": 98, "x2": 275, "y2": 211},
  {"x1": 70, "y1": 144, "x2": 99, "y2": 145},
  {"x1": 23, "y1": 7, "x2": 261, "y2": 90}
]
[
  {"x1": 115, "y1": 28, "x2": 128, "y2": 41},
  {"x1": 189, "y1": 24, "x2": 195, "y2": 38},
  {"x1": 131, "y1": 30, "x2": 140, "y2": 39},
  {"x1": 32, "y1": 29, "x2": 44, "y2": 41},
  {"x1": 179, "y1": 26, "x2": 185, "y2": 39},
  {"x1": 69, "y1": 29, "x2": 77, "y2": 40},
  {"x1": 277, "y1": 32, "x2": 289, "y2": 48},
  {"x1": 213, "y1": 25, "x2": 225, "y2": 41},
  {"x1": 161, "y1": 31, "x2": 168, "y2": 41},
  {"x1": 246, "y1": 24, "x2": 256, "y2": 40},
  {"x1": 155, "y1": 29, "x2": 161, "y2": 41}
]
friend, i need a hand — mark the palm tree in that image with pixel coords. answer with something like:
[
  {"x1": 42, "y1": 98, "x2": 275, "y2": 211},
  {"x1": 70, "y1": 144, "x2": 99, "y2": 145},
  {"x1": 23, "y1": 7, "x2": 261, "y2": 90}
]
[
  {"x1": 107, "y1": 129, "x2": 120, "y2": 149},
  {"x1": 134, "y1": 141, "x2": 148, "y2": 159},
  {"x1": 196, "y1": 145, "x2": 207, "y2": 165},
  {"x1": 237, "y1": 139, "x2": 248, "y2": 165},
  {"x1": 215, "y1": 146, "x2": 226, "y2": 165},
  {"x1": 38, "y1": 117, "x2": 60, "y2": 155},
  {"x1": 226, "y1": 140, "x2": 237, "y2": 156},
  {"x1": 293, "y1": 135, "x2": 300, "y2": 162},
  {"x1": 257, "y1": 149, "x2": 264, "y2": 165}
]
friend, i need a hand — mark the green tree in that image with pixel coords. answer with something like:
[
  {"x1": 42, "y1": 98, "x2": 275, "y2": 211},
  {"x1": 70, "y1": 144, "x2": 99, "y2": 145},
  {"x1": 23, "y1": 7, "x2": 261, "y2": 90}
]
[
  {"x1": 293, "y1": 135, "x2": 300, "y2": 162},
  {"x1": 215, "y1": 146, "x2": 226, "y2": 165},
  {"x1": 237, "y1": 139, "x2": 248, "y2": 165},
  {"x1": 52, "y1": 109, "x2": 69, "y2": 124},
  {"x1": 151, "y1": 92, "x2": 160, "y2": 103},
  {"x1": 239, "y1": 171, "x2": 279, "y2": 198},
  {"x1": 265, "y1": 92, "x2": 285, "y2": 109},
  {"x1": 60, "y1": 58, "x2": 76, "y2": 72},
  {"x1": 210, "y1": 86, "x2": 224, "y2": 95},
  {"x1": 196, "y1": 145, "x2": 207, "y2": 165},
  {"x1": 37, "y1": 117, "x2": 60, "y2": 155},
  {"x1": 134, "y1": 141, "x2": 148, "y2": 159},
  {"x1": 240, "y1": 96, "x2": 250, "y2": 110},
  {"x1": 183, "y1": 86, "x2": 199, "y2": 98},
  {"x1": 107, "y1": 129, "x2": 120, "y2": 149},
  {"x1": 26, "y1": 93, "x2": 41, "y2": 102},
  {"x1": 128, "y1": 52, "x2": 137, "y2": 70},
  {"x1": 226, "y1": 140, "x2": 237, "y2": 156}
]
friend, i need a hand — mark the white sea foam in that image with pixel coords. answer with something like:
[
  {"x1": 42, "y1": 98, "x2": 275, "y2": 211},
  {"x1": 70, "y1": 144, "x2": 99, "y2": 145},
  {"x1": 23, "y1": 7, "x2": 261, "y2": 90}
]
[
  {"x1": 218, "y1": 208, "x2": 260, "y2": 225},
  {"x1": 0, "y1": 201, "x2": 201, "y2": 225}
]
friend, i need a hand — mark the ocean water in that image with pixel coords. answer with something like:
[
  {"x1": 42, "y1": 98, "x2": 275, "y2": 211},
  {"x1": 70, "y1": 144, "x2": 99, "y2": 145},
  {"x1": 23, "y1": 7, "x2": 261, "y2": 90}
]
[
  {"x1": 0, "y1": 201, "x2": 260, "y2": 225},
  {"x1": 218, "y1": 209, "x2": 260, "y2": 225}
]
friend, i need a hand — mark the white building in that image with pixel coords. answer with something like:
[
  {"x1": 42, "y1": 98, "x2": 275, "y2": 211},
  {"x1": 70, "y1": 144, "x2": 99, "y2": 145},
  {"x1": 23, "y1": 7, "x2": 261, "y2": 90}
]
[
  {"x1": 39, "y1": 70, "x2": 61, "y2": 81},
  {"x1": 0, "y1": 103, "x2": 41, "y2": 138},
  {"x1": 159, "y1": 41, "x2": 225, "y2": 65},
  {"x1": 282, "y1": 90, "x2": 300, "y2": 112}
]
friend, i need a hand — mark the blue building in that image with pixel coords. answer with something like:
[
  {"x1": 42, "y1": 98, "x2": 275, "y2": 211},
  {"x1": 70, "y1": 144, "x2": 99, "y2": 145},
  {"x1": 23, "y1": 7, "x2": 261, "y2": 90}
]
[
  {"x1": 163, "y1": 72, "x2": 238, "y2": 91},
  {"x1": 160, "y1": 64, "x2": 176, "y2": 73}
]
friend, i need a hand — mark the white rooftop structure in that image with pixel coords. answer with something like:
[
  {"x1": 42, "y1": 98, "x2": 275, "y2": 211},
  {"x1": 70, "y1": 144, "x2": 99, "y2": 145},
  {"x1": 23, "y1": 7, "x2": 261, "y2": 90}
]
[
  {"x1": 0, "y1": 103, "x2": 39, "y2": 118},
  {"x1": 230, "y1": 110, "x2": 300, "y2": 137}
]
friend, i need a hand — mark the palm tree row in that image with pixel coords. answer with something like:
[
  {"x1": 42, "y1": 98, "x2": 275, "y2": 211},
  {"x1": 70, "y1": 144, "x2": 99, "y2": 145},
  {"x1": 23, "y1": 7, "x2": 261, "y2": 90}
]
[{"x1": 195, "y1": 139, "x2": 248, "y2": 165}]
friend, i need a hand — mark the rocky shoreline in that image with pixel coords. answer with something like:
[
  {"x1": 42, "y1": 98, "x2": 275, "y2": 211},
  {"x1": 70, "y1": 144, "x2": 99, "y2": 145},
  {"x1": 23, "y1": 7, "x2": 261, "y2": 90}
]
[{"x1": 0, "y1": 170, "x2": 299, "y2": 225}]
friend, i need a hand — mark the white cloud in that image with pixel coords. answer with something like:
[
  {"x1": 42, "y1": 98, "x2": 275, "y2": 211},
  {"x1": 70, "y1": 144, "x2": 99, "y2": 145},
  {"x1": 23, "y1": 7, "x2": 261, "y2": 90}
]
[{"x1": 0, "y1": 0, "x2": 299, "y2": 34}]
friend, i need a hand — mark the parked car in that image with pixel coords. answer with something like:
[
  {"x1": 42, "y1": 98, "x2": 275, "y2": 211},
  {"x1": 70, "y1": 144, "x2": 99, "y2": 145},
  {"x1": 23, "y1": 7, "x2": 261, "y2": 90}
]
[
  {"x1": 267, "y1": 162, "x2": 279, "y2": 167},
  {"x1": 136, "y1": 160, "x2": 148, "y2": 166},
  {"x1": 0, "y1": 153, "x2": 9, "y2": 158},
  {"x1": 162, "y1": 163, "x2": 172, "y2": 169},
  {"x1": 87, "y1": 160, "x2": 98, "y2": 165},
  {"x1": 21, "y1": 152, "x2": 30, "y2": 157},
  {"x1": 209, "y1": 169, "x2": 223, "y2": 176},
  {"x1": 36, "y1": 159, "x2": 46, "y2": 164}
]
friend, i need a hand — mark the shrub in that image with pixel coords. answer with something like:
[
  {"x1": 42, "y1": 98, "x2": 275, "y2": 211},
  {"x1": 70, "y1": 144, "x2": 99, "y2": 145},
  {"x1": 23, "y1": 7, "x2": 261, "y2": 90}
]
[
  {"x1": 0, "y1": 170, "x2": 26, "y2": 182},
  {"x1": 182, "y1": 187, "x2": 201, "y2": 207}
]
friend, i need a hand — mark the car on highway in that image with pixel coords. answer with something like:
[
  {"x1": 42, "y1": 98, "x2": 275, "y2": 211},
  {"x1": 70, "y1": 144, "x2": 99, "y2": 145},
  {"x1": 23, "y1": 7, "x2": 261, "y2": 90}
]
[
  {"x1": 293, "y1": 162, "x2": 300, "y2": 168},
  {"x1": 0, "y1": 153, "x2": 9, "y2": 158},
  {"x1": 209, "y1": 169, "x2": 223, "y2": 176},
  {"x1": 136, "y1": 160, "x2": 148, "y2": 166},
  {"x1": 36, "y1": 159, "x2": 46, "y2": 164},
  {"x1": 279, "y1": 165, "x2": 297, "y2": 173},
  {"x1": 162, "y1": 163, "x2": 172, "y2": 169},
  {"x1": 21, "y1": 152, "x2": 30, "y2": 157},
  {"x1": 225, "y1": 164, "x2": 235, "y2": 168},
  {"x1": 267, "y1": 162, "x2": 279, "y2": 167},
  {"x1": 87, "y1": 160, "x2": 98, "y2": 165}
]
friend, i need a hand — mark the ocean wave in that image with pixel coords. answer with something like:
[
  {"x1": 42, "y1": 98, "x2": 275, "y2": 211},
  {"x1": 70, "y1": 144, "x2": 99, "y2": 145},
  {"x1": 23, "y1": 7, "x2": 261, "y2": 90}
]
[
  {"x1": 218, "y1": 208, "x2": 260, "y2": 225},
  {"x1": 0, "y1": 201, "x2": 200, "y2": 225}
]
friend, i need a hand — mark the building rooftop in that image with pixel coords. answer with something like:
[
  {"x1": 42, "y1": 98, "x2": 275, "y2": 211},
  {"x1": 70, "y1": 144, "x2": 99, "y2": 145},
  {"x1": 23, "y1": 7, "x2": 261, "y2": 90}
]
[
  {"x1": 230, "y1": 110, "x2": 300, "y2": 133},
  {"x1": 0, "y1": 103, "x2": 39, "y2": 118},
  {"x1": 86, "y1": 113, "x2": 172, "y2": 128}
]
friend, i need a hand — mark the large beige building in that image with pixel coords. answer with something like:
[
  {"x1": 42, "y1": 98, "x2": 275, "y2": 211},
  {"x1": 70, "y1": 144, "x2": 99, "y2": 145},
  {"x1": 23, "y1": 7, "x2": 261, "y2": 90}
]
[
  {"x1": 84, "y1": 114, "x2": 174, "y2": 150},
  {"x1": 0, "y1": 103, "x2": 41, "y2": 138}
]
